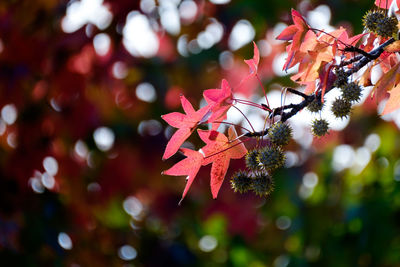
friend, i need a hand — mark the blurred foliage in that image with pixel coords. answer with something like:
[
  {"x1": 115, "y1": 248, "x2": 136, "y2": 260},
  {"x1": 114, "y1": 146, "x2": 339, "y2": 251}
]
[{"x1": 1, "y1": 0, "x2": 400, "y2": 266}]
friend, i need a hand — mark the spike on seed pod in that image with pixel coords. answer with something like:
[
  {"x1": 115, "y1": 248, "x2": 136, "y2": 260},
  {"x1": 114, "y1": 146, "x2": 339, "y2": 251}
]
[
  {"x1": 252, "y1": 173, "x2": 274, "y2": 197},
  {"x1": 331, "y1": 97, "x2": 351, "y2": 119},
  {"x1": 307, "y1": 97, "x2": 324, "y2": 113},
  {"x1": 311, "y1": 119, "x2": 329, "y2": 137},
  {"x1": 246, "y1": 149, "x2": 260, "y2": 171},
  {"x1": 376, "y1": 16, "x2": 398, "y2": 38},
  {"x1": 362, "y1": 10, "x2": 386, "y2": 33},
  {"x1": 231, "y1": 170, "x2": 252, "y2": 193},
  {"x1": 341, "y1": 82, "x2": 362, "y2": 102},
  {"x1": 333, "y1": 68, "x2": 348, "y2": 89},
  {"x1": 257, "y1": 146, "x2": 285, "y2": 173},
  {"x1": 268, "y1": 122, "x2": 292, "y2": 147}
]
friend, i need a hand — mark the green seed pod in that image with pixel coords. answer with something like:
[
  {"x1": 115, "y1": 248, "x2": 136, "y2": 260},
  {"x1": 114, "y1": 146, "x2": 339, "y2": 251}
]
[
  {"x1": 376, "y1": 16, "x2": 398, "y2": 38},
  {"x1": 311, "y1": 119, "x2": 329, "y2": 137},
  {"x1": 268, "y1": 122, "x2": 292, "y2": 147},
  {"x1": 307, "y1": 97, "x2": 324, "y2": 113},
  {"x1": 331, "y1": 97, "x2": 351, "y2": 119},
  {"x1": 257, "y1": 146, "x2": 285, "y2": 173},
  {"x1": 252, "y1": 173, "x2": 274, "y2": 197},
  {"x1": 362, "y1": 10, "x2": 386, "y2": 33},
  {"x1": 341, "y1": 82, "x2": 362, "y2": 102},
  {"x1": 333, "y1": 68, "x2": 348, "y2": 89},
  {"x1": 231, "y1": 171, "x2": 252, "y2": 193},
  {"x1": 245, "y1": 149, "x2": 260, "y2": 171}
]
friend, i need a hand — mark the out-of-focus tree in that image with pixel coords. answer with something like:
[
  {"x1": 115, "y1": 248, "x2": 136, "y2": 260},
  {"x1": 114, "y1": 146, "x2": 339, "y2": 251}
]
[{"x1": 0, "y1": 0, "x2": 400, "y2": 266}]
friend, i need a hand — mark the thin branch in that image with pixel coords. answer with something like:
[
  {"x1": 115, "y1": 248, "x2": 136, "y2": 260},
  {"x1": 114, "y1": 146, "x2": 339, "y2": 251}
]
[
  {"x1": 286, "y1": 88, "x2": 311, "y2": 99},
  {"x1": 244, "y1": 129, "x2": 269, "y2": 137},
  {"x1": 344, "y1": 46, "x2": 376, "y2": 59},
  {"x1": 338, "y1": 54, "x2": 363, "y2": 67},
  {"x1": 345, "y1": 38, "x2": 395, "y2": 76}
]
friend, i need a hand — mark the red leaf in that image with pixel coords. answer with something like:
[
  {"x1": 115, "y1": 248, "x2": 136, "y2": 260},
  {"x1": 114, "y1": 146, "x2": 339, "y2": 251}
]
[
  {"x1": 277, "y1": 9, "x2": 309, "y2": 48},
  {"x1": 198, "y1": 126, "x2": 247, "y2": 199},
  {"x1": 203, "y1": 79, "x2": 234, "y2": 122},
  {"x1": 276, "y1": 25, "x2": 298, "y2": 41},
  {"x1": 244, "y1": 41, "x2": 260, "y2": 77},
  {"x1": 161, "y1": 95, "x2": 209, "y2": 160},
  {"x1": 162, "y1": 148, "x2": 204, "y2": 204}
]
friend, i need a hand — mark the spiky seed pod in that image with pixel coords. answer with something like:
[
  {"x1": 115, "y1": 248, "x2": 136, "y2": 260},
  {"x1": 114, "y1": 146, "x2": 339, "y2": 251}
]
[
  {"x1": 341, "y1": 82, "x2": 362, "y2": 102},
  {"x1": 311, "y1": 119, "x2": 329, "y2": 137},
  {"x1": 252, "y1": 173, "x2": 274, "y2": 197},
  {"x1": 362, "y1": 10, "x2": 386, "y2": 33},
  {"x1": 331, "y1": 97, "x2": 352, "y2": 119},
  {"x1": 376, "y1": 16, "x2": 398, "y2": 38},
  {"x1": 307, "y1": 97, "x2": 324, "y2": 113},
  {"x1": 257, "y1": 146, "x2": 285, "y2": 173},
  {"x1": 245, "y1": 149, "x2": 260, "y2": 171},
  {"x1": 333, "y1": 68, "x2": 348, "y2": 89},
  {"x1": 268, "y1": 122, "x2": 292, "y2": 147},
  {"x1": 231, "y1": 171, "x2": 252, "y2": 193}
]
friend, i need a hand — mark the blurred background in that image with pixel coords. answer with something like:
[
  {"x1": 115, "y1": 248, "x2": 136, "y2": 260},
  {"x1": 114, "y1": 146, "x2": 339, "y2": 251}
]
[{"x1": 1, "y1": 0, "x2": 400, "y2": 266}]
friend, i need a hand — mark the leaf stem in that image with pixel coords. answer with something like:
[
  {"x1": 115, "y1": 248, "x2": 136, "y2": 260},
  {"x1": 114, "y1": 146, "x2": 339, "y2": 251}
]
[
  {"x1": 256, "y1": 74, "x2": 270, "y2": 108},
  {"x1": 232, "y1": 105, "x2": 255, "y2": 133}
]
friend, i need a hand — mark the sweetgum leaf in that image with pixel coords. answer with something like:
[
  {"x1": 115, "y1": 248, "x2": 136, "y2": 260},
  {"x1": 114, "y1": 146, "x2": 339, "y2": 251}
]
[
  {"x1": 372, "y1": 62, "x2": 400, "y2": 103},
  {"x1": 382, "y1": 83, "x2": 400, "y2": 115},
  {"x1": 203, "y1": 79, "x2": 234, "y2": 123},
  {"x1": 161, "y1": 95, "x2": 209, "y2": 160},
  {"x1": 198, "y1": 126, "x2": 247, "y2": 199},
  {"x1": 244, "y1": 41, "x2": 260, "y2": 78}
]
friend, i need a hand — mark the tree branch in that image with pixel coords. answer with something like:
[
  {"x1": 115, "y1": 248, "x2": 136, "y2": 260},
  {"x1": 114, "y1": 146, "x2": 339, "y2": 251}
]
[{"x1": 245, "y1": 37, "x2": 395, "y2": 137}]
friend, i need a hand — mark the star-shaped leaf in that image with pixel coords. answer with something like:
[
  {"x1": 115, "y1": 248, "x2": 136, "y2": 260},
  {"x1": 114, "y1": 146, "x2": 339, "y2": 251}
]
[
  {"x1": 276, "y1": 9, "x2": 311, "y2": 72},
  {"x1": 203, "y1": 79, "x2": 234, "y2": 122},
  {"x1": 198, "y1": 126, "x2": 247, "y2": 199},
  {"x1": 372, "y1": 62, "x2": 400, "y2": 103},
  {"x1": 162, "y1": 148, "x2": 204, "y2": 204},
  {"x1": 162, "y1": 95, "x2": 209, "y2": 160}
]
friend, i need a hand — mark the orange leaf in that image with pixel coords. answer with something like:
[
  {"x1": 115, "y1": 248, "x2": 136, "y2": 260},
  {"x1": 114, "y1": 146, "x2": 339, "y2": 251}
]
[
  {"x1": 162, "y1": 148, "x2": 204, "y2": 204},
  {"x1": 372, "y1": 62, "x2": 400, "y2": 102},
  {"x1": 203, "y1": 79, "x2": 234, "y2": 122},
  {"x1": 381, "y1": 83, "x2": 400, "y2": 115},
  {"x1": 161, "y1": 95, "x2": 210, "y2": 160}
]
